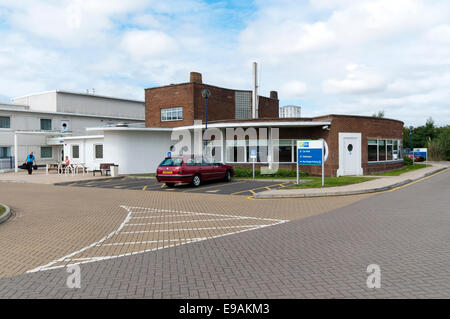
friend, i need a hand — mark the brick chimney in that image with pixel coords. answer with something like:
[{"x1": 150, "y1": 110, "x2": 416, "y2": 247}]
[
  {"x1": 270, "y1": 91, "x2": 278, "y2": 99},
  {"x1": 190, "y1": 72, "x2": 202, "y2": 84}
]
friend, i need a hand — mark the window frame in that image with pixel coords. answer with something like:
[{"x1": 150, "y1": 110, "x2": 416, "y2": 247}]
[
  {"x1": 0, "y1": 146, "x2": 11, "y2": 159},
  {"x1": 0, "y1": 116, "x2": 11, "y2": 129},
  {"x1": 161, "y1": 107, "x2": 183, "y2": 122},
  {"x1": 368, "y1": 138, "x2": 403, "y2": 163},
  {"x1": 40, "y1": 118, "x2": 53, "y2": 131},
  {"x1": 94, "y1": 144, "x2": 103, "y2": 160},
  {"x1": 40, "y1": 146, "x2": 53, "y2": 159},
  {"x1": 71, "y1": 144, "x2": 80, "y2": 159}
]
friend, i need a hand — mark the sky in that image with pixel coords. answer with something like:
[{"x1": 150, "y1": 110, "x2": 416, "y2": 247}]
[{"x1": 0, "y1": 0, "x2": 449, "y2": 127}]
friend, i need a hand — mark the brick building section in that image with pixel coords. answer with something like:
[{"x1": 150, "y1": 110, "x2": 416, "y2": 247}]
[
  {"x1": 144, "y1": 72, "x2": 404, "y2": 176},
  {"x1": 230, "y1": 115, "x2": 403, "y2": 176},
  {"x1": 145, "y1": 73, "x2": 279, "y2": 128}
]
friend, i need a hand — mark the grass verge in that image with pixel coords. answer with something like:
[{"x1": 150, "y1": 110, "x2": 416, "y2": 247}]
[
  {"x1": 285, "y1": 176, "x2": 374, "y2": 189},
  {"x1": 0, "y1": 205, "x2": 5, "y2": 217},
  {"x1": 374, "y1": 164, "x2": 427, "y2": 176}
]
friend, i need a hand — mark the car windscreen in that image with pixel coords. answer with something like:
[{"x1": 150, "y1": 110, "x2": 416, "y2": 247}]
[{"x1": 159, "y1": 158, "x2": 183, "y2": 167}]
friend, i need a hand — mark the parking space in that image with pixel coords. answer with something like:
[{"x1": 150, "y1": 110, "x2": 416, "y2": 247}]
[{"x1": 56, "y1": 177, "x2": 297, "y2": 196}]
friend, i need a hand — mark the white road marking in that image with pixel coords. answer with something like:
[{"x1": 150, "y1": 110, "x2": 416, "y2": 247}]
[
  {"x1": 27, "y1": 206, "x2": 288, "y2": 273},
  {"x1": 124, "y1": 217, "x2": 253, "y2": 226},
  {"x1": 120, "y1": 225, "x2": 271, "y2": 234},
  {"x1": 98, "y1": 238, "x2": 207, "y2": 247}
]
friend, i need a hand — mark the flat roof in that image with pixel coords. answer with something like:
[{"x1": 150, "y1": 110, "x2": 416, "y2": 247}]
[
  {"x1": 12, "y1": 90, "x2": 144, "y2": 104},
  {"x1": 0, "y1": 105, "x2": 145, "y2": 121},
  {"x1": 86, "y1": 121, "x2": 331, "y2": 133},
  {"x1": 86, "y1": 127, "x2": 173, "y2": 132},
  {"x1": 173, "y1": 121, "x2": 331, "y2": 130}
]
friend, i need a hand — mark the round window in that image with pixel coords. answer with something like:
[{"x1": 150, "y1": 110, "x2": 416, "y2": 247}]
[{"x1": 347, "y1": 144, "x2": 353, "y2": 152}]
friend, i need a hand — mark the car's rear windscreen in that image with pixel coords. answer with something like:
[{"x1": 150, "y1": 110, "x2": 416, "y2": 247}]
[{"x1": 159, "y1": 158, "x2": 183, "y2": 167}]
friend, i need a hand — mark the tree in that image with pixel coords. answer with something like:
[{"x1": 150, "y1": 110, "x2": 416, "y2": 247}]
[{"x1": 372, "y1": 110, "x2": 385, "y2": 118}]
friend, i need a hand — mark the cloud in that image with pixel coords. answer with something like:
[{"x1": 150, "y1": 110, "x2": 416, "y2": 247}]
[
  {"x1": 121, "y1": 30, "x2": 179, "y2": 61},
  {"x1": 323, "y1": 64, "x2": 386, "y2": 94},
  {"x1": 0, "y1": 0, "x2": 449, "y2": 126},
  {"x1": 281, "y1": 81, "x2": 307, "y2": 98}
]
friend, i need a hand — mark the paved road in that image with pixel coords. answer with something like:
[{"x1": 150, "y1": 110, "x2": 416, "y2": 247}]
[
  {"x1": 56, "y1": 177, "x2": 298, "y2": 196},
  {"x1": 0, "y1": 169, "x2": 448, "y2": 298}
]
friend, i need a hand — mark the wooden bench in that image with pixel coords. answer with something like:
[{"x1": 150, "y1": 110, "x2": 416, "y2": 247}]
[{"x1": 93, "y1": 163, "x2": 115, "y2": 176}]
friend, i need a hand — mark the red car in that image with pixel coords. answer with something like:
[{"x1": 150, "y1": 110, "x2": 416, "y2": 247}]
[
  {"x1": 156, "y1": 156, "x2": 234, "y2": 187},
  {"x1": 408, "y1": 153, "x2": 425, "y2": 162}
]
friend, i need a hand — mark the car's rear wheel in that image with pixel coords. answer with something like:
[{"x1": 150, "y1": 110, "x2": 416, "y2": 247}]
[
  {"x1": 192, "y1": 174, "x2": 201, "y2": 187},
  {"x1": 224, "y1": 170, "x2": 231, "y2": 182},
  {"x1": 166, "y1": 183, "x2": 175, "y2": 188}
]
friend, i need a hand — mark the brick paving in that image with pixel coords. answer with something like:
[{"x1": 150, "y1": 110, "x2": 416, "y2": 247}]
[
  {"x1": 0, "y1": 170, "x2": 449, "y2": 298},
  {"x1": 0, "y1": 181, "x2": 365, "y2": 278}
]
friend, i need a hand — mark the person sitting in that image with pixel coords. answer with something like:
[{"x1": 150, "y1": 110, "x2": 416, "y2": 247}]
[{"x1": 64, "y1": 156, "x2": 70, "y2": 165}]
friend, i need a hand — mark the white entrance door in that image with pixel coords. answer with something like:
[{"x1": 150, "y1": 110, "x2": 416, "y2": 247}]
[
  {"x1": 337, "y1": 133, "x2": 363, "y2": 176},
  {"x1": 343, "y1": 137, "x2": 358, "y2": 175}
]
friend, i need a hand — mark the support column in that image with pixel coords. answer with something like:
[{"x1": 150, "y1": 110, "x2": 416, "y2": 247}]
[{"x1": 14, "y1": 133, "x2": 18, "y2": 173}]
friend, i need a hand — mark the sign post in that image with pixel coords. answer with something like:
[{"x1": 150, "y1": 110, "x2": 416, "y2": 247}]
[
  {"x1": 250, "y1": 148, "x2": 257, "y2": 179},
  {"x1": 413, "y1": 148, "x2": 427, "y2": 166},
  {"x1": 297, "y1": 140, "x2": 325, "y2": 186}
]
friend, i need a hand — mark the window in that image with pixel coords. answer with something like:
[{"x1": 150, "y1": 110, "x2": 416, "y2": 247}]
[
  {"x1": 160, "y1": 158, "x2": 183, "y2": 166},
  {"x1": 0, "y1": 116, "x2": 10, "y2": 129},
  {"x1": 276, "y1": 140, "x2": 293, "y2": 163},
  {"x1": 72, "y1": 145, "x2": 80, "y2": 159},
  {"x1": 0, "y1": 147, "x2": 11, "y2": 158},
  {"x1": 161, "y1": 107, "x2": 183, "y2": 121},
  {"x1": 235, "y1": 91, "x2": 251, "y2": 119},
  {"x1": 226, "y1": 140, "x2": 246, "y2": 163},
  {"x1": 378, "y1": 140, "x2": 386, "y2": 161},
  {"x1": 41, "y1": 147, "x2": 52, "y2": 159},
  {"x1": 368, "y1": 139, "x2": 402, "y2": 162},
  {"x1": 40, "y1": 118, "x2": 52, "y2": 131},
  {"x1": 386, "y1": 140, "x2": 393, "y2": 161},
  {"x1": 95, "y1": 144, "x2": 103, "y2": 159},
  {"x1": 245, "y1": 139, "x2": 268, "y2": 163},
  {"x1": 368, "y1": 139, "x2": 378, "y2": 162}
]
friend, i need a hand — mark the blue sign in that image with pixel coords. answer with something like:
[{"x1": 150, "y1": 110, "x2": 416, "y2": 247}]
[
  {"x1": 250, "y1": 148, "x2": 257, "y2": 159},
  {"x1": 298, "y1": 148, "x2": 322, "y2": 165},
  {"x1": 167, "y1": 152, "x2": 172, "y2": 157},
  {"x1": 413, "y1": 148, "x2": 427, "y2": 158}
]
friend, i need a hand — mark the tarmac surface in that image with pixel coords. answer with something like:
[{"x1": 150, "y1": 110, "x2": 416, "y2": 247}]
[{"x1": 56, "y1": 177, "x2": 298, "y2": 197}]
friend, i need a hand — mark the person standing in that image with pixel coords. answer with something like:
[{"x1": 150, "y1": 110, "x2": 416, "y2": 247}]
[{"x1": 26, "y1": 152, "x2": 36, "y2": 175}]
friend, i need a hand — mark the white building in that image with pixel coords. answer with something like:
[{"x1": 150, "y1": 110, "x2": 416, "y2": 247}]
[
  {"x1": 279, "y1": 105, "x2": 301, "y2": 118},
  {"x1": 0, "y1": 90, "x2": 145, "y2": 171}
]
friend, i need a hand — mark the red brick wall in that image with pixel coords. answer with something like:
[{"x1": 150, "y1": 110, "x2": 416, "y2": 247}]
[
  {"x1": 258, "y1": 96, "x2": 279, "y2": 118},
  {"x1": 146, "y1": 83, "x2": 279, "y2": 128},
  {"x1": 145, "y1": 83, "x2": 195, "y2": 128},
  {"x1": 228, "y1": 115, "x2": 403, "y2": 176}
]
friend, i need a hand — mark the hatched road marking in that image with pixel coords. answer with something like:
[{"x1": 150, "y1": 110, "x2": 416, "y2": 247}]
[{"x1": 27, "y1": 206, "x2": 288, "y2": 273}]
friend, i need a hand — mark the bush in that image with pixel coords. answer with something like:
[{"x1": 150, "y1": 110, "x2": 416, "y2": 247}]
[
  {"x1": 403, "y1": 155, "x2": 413, "y2": 166},
  {"x1": 427, "y1": 130, "x2": 449, "y2": 161},
  {"x1": 233, "y1": 166, "x2": 308, "y2": 178}
]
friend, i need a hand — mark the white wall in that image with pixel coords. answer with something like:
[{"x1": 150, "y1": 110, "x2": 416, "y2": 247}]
[
  {"x1": 13, "y1": 91, "x2": 145, "y2": 119},
  {"x1": 0, "y1": 107, "x2": 144, "y2": 167},
  {"x1": 13, "y1": 92, "x2": 58, "y2": 113},
  {"x1": 57, "y1": 93, "x2": 144, "y2": 119},
  {"x1": 63, "y1": 137, "x2": 104, "y2": 171},
  {"x1": 104, "y1": 131, "x2": 173, "y2": 174}
]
